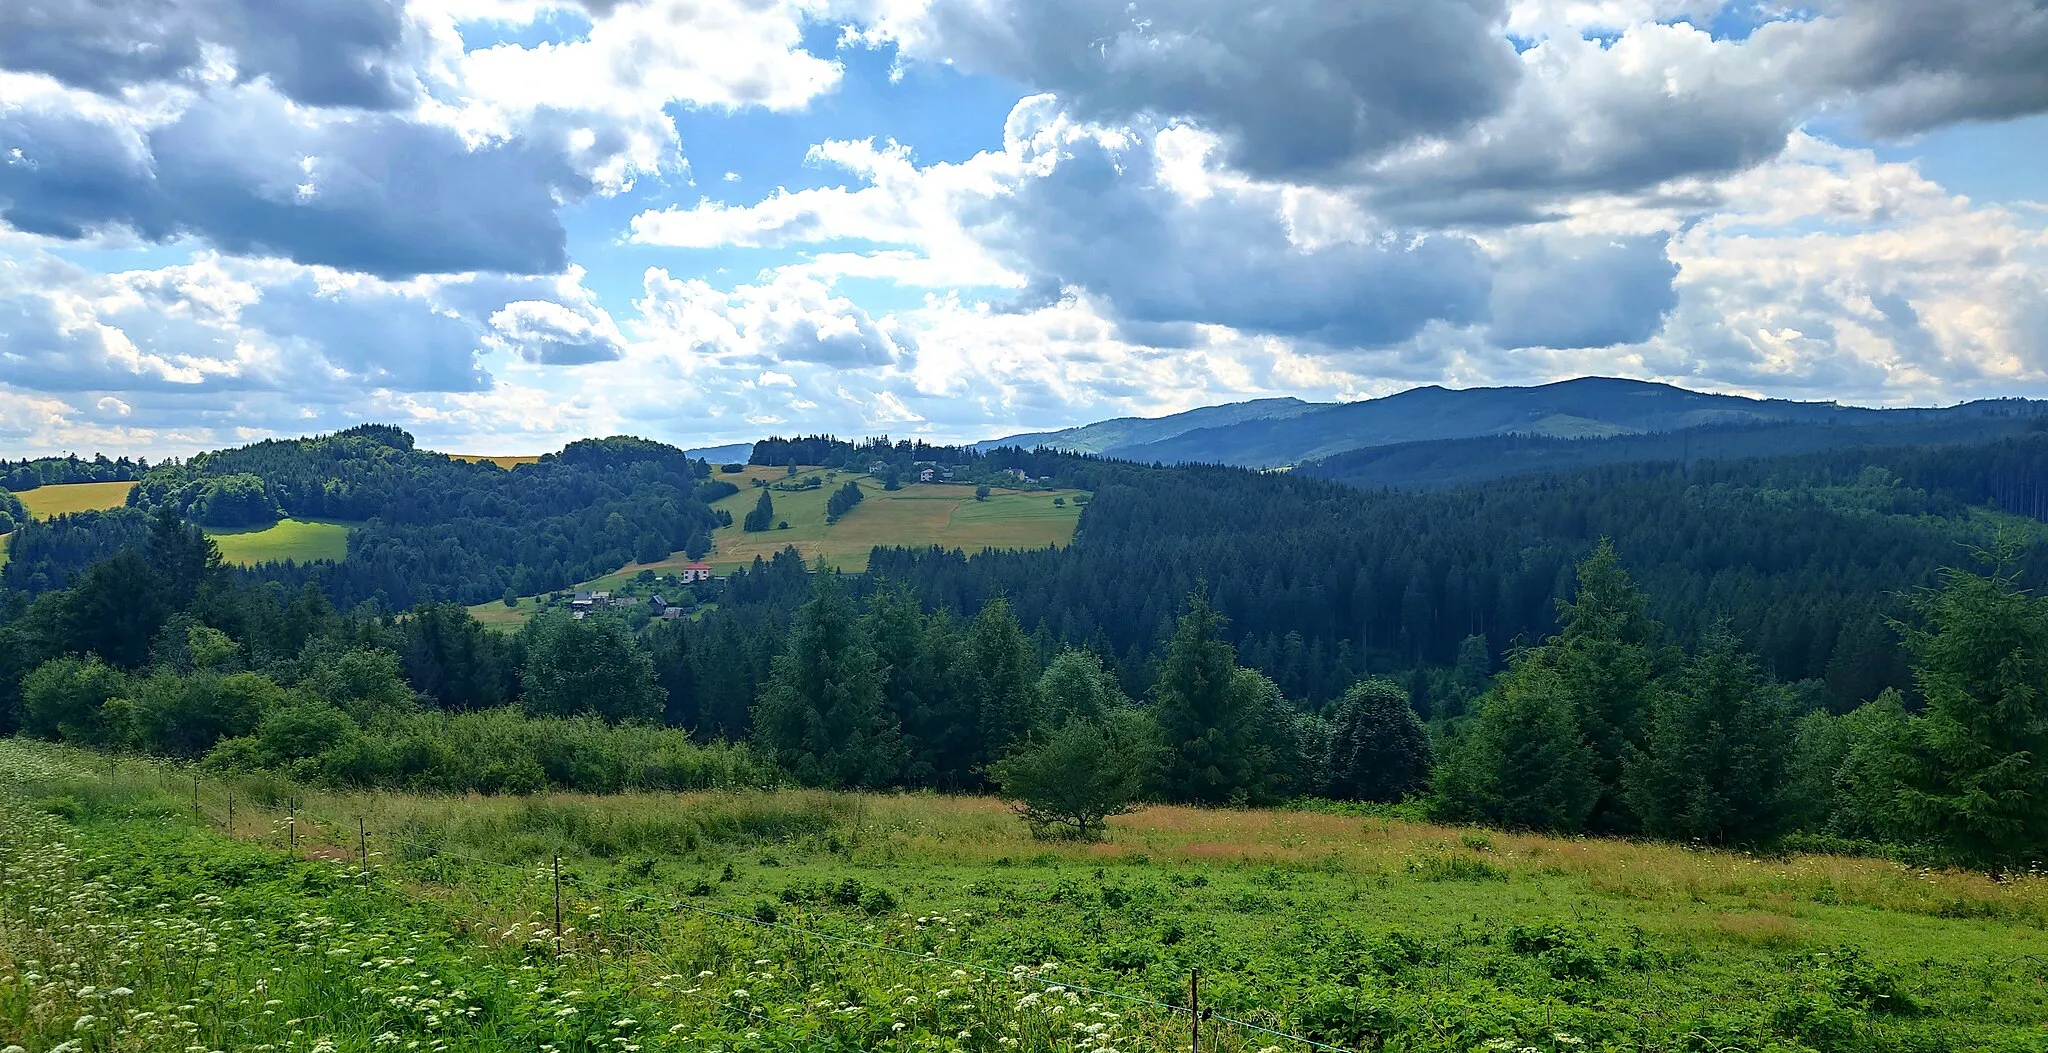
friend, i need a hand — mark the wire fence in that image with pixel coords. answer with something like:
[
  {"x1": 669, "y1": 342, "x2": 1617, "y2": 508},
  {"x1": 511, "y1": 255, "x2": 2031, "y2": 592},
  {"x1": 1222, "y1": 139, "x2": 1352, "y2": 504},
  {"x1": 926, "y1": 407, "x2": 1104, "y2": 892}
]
[{"x1": 129, "y1": 754, "x2": 1356, "y2": 1053}]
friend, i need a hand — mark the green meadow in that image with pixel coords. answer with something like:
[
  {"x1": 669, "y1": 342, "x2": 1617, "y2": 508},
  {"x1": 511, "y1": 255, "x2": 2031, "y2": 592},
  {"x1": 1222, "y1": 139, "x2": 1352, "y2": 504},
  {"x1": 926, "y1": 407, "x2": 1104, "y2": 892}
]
[
  {"x1": 205, "y1": 517, "x2": 356, "y2": 566},
  {"x1": 15, "y1": 480, "x2": 137, "y2": 518},
  {"x1": 3, "y1": 740, "x2": 2044, "y2": 1053}
]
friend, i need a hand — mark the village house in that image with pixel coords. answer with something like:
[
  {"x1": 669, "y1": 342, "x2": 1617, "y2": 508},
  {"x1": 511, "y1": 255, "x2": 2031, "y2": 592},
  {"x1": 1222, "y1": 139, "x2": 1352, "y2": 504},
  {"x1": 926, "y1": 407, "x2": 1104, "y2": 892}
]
[
  {"x1": 678, "y1": 561, "x2": 715, "y2": 583},
  {"x1": 918, "y1": 466, "x2": 936, "y2": 483}
]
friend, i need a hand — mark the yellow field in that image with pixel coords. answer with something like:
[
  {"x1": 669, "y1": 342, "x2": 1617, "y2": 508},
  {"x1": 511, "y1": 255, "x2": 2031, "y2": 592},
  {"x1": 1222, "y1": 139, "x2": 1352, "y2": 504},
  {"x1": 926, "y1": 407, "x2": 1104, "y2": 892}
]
[
  {"x1": 17, "y1": 481, "x2": 136, "y2": 518},
  {"x1": 206, "y1": 518, "x2": 355, "y2": 566},
  {"x1": 449, "y1": 454, "x2": 541, "y2": 469}
]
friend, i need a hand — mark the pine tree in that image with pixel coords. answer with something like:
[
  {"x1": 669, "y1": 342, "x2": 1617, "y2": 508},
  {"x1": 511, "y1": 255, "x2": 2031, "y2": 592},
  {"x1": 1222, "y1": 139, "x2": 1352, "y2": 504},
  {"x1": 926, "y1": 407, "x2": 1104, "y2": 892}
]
[
  {"x1": 1326, "y1": 678, "x2": 1433, "y2": 803},
  {"x1": 743, "y1": 490, "x2": 775, "y2": 532},
  {"x1": 752, "y1": 574, "x2": 900, "y2": 788},
  {"x1": 1624, "y1": 628, "x2": 1795, "y2": 844}
]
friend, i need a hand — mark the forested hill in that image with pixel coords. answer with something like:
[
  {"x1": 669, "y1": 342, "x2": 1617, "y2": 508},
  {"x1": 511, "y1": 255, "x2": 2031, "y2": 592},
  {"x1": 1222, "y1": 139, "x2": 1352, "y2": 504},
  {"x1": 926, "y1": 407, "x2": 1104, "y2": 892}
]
[
  {"x1": 1297, "y1": 413, "x2": 2048, "y2": 490},
  {"x1": 979, "y1": 377, "x2": 2047, "y2": 469},
  {"x1": 2, "y1": 426, "x2": 733, "y2": 608}
]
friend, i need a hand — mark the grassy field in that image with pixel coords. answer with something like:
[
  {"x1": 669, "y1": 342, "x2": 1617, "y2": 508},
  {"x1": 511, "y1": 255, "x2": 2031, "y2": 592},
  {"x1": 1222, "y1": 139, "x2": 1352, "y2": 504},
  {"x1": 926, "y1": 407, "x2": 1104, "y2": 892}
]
[
  {"x1": 206, "y1": 517, "x2": 356, "y2": 565},
  {"x1": 3, "y1": 740, "x2": 2044, "y2": 1053},
  {"x1": 466, "y1": 467, "x2": 1086, "y2": 629},
  {"x1": 449, "y1": 454, "x2": 543, "y2": 469},
  {"x1": 15, "y1": 479, "x2": 136, "y2": 517},
  {"x1": 702, "y1": 466, "x2": 1083, "y2": 573}
]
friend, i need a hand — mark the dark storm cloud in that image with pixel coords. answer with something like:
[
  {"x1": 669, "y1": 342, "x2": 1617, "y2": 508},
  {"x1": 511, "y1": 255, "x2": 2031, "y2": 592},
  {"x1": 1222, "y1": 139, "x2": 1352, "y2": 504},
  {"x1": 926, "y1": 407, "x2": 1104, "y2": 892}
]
[
  {"x1": 909, "y1": 0, "x2": 1521, "y2": 181},
  {"x1": 0, "y1": 0, "x2": 421, "y2": 109},
  {"x1": 0, "y1": 91, "x2": 586, "y2": 277}
]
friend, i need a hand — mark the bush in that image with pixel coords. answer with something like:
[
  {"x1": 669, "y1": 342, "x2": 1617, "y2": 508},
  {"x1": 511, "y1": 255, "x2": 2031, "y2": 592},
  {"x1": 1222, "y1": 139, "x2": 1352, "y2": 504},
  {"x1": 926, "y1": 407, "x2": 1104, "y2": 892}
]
[{"x1": 990, "y1": 713, "x2": 1157, "y2": 840}]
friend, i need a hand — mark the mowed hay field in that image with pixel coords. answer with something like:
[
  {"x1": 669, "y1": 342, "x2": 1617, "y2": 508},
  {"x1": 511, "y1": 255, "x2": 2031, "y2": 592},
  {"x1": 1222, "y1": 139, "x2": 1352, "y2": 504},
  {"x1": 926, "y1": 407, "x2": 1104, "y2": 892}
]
[
  {"x1": 702, "y1": 466, "x2": 1084, "y2": 572},
  {"x1": 6, "y1": 739, "x2": 2047, "y2": 1053},
  {"x1": 205, "y1": 517, "x2": 356, "y2": 566},
  {"x1": 449, "y1": 453, "x2": 542, "y2": 469},
  {"x1": 16, "y1": 480, "x2": 137, "y2": 517}
]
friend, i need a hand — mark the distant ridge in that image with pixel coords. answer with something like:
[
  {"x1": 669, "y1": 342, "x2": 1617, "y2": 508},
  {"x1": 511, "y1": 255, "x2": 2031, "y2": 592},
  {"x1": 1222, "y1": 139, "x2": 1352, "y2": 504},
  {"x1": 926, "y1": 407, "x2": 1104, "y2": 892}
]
[
  {"x1": 973, "y1": 397, "x2": 1321, "y2": 455},
  {"x1": 975, "y1": 377, "x2": 2048, "y2": 469}
]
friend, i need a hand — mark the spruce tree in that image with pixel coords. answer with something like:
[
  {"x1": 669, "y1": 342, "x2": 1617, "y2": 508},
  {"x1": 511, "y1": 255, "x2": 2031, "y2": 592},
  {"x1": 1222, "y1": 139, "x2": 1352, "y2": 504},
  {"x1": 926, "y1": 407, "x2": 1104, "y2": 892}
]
[
  {"x1": 1624, "y1": 628, "x2": 1794, "y2": 844},
  {"x1": 1153, "y1": 591, "x2": 1271, "y2": 804},
  {"x1": 965, "y1": 597, "x2": 1041, "y2": 770},
  {"x1": 1548, "y1": 539, "x2": 1673, "y2": 833},
  {"x1": 752, "y1": 574, "x2": 900, "y2": 788},
  {"x1": 1432, "y1": 661, "x2": 1599, "y2": 831},
  {"x1": 1892, "y1": 549, "x2": 2048, "y2": 869}
]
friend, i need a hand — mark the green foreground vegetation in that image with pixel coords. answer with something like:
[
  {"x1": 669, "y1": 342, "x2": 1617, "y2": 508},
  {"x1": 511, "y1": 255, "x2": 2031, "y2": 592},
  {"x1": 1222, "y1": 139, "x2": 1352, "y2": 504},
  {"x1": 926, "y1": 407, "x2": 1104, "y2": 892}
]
[{"x1": 4, "y1": 740, "x2": 2047, "y2": 1053}]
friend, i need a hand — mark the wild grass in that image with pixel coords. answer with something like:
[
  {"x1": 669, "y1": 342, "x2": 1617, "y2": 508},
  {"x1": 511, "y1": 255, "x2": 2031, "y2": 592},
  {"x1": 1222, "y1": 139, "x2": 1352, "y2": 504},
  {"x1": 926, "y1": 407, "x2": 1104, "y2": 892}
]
[{"x1": 7, "y1": 739, "x2": 2048, "y2": 1052}]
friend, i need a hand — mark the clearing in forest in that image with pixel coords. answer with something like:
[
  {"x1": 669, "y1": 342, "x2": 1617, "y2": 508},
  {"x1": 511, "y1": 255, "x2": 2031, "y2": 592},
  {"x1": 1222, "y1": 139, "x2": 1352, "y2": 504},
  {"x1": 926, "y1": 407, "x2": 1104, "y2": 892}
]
[
  {"x1": 448, "y1": 454, "x2": 543, "y2": 469},
  {"x1": 15, "y1": 480, "x2": 137, "y2": 517},
  {"x1": 206, "y1": 517, "x2": 356, "y2": 566},
  {"x1": 699, "y1": 465, "x2": 1084, "y2": 572}
]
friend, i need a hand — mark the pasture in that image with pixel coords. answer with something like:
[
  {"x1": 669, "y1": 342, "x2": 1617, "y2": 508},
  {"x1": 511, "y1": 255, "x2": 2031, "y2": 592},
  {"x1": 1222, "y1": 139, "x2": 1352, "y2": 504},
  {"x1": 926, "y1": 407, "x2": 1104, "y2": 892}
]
[
  {"x1": 15, "y1": 479, "x2": 136, "y2": 517},
  {"x1": 3, "y1": 740, "x2": 2045, "y2": 1053},
  {"x1": 205, "y1": 517, "x2": 355, "y2": 566},
  {"x1": 701, "y1": 466, "x2": 1084, "y2": 572},
  {"x1": 468, "y1": 468, "x2": 1086, "y2": 628}
]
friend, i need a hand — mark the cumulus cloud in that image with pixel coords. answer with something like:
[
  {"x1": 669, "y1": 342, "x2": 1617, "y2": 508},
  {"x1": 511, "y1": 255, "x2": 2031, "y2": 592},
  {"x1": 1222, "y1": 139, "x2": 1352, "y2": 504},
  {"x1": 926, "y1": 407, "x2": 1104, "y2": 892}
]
[
  {"x1": 0, "y1": 83, "x2": 587, "y2": 276},
  {"x1": 883, "y1": 0, "x2": 1521, "y2": 181},
  {"x1": 637, "y1": 269, "x2": 911, "y2": 368},
  {"x1": 1798, "y1": 0, "x2": 2048, "y2": 136},
  {"x1": 0, "y1": 0, "x2": 426, "y2": 108},
  {"x1": 490, "y1": 299, "x2": 627, "y2": 365},
  {"x1": 1488, "y1": 233, "x2": 1679, "y2": 350}
]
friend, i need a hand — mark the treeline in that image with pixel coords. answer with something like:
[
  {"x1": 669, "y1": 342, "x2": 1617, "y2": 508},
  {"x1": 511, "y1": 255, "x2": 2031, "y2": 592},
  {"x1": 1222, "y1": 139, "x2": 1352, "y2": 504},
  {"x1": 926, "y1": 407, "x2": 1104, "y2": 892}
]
[
  {"x1": 1432, "y1": 539, "x2": 2048, "y2": 871},
  {"x1": 851, "y1": 438, "x2": 2048, "y2": 710},
  {"x1": 0, "y1": 488, "x2": 25, "y2": 535},
  {"x1": 8, "y1": 520, "x2": 2042, "y2": 869},
  {"x1": 0, "y1": 453, "x2": 150, "y2": 491},
  {"x1": 750, "y1": 435, "x2": 983, "y2": 470},
  {"x1": 0, "y1": 511, "x2": 767, "y2": 793}
]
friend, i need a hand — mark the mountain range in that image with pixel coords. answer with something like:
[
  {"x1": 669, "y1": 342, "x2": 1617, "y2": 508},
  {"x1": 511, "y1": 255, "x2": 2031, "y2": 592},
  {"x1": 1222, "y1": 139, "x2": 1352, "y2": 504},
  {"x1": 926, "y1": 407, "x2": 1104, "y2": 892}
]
[{"x1": 974, "y1": 377, "x2": 2048, "y2": 479}]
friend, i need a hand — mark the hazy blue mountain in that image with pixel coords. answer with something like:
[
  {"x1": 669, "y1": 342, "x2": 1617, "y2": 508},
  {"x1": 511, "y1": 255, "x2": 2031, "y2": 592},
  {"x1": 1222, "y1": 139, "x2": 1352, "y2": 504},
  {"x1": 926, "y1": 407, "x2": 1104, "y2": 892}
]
[
  {"x1": 686, "y1": 443, "x2": 757, "y2": 464},
  {"x1": 1109, "y1": 377, "x2": 2037, "y2": 468},
  {"x1": 973, "y1": 397, "x2": 1321, "y2": 454}
]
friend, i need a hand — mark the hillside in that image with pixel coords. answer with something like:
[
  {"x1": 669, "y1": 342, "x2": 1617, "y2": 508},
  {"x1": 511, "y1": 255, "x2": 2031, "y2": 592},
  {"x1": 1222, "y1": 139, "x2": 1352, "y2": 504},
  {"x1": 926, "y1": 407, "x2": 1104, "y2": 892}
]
[
  {"x1": 985, "y1": 377, "x2": 2048, "y2": 469},
  {"x1": 973, "y1": 396, "x2": 1319, "y2": 454},
  {"x1": 1300, "y1": 413, "x2": 2048, "y2": 489}
]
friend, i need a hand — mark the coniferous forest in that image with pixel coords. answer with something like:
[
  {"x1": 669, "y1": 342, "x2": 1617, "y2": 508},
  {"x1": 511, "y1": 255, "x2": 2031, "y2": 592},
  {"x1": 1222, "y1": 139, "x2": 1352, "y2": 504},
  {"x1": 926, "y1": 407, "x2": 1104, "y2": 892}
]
[{"x1": 5, "y1": 425, "x2": 2048, "y2": 869}]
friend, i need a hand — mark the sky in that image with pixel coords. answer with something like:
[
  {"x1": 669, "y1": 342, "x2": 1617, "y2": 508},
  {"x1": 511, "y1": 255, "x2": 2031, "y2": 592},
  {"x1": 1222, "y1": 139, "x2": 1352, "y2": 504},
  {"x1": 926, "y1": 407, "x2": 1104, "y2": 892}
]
[{"x1": 0, "y1": 0, "x2": 2045, "y2": 459}]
